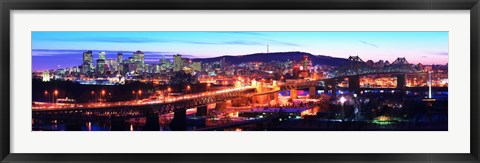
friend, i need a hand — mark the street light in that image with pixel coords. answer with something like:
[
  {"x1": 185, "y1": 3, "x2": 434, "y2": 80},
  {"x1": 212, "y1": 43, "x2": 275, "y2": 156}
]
[
  {"x1": 138, "y1": 90, "x2": 142, "y2": 101},
  {"x1": 167, "y1": 87, "x2": 172, "y2": 101},
  {"x1": 101, "y1": 90, "x2": 106, "y2": 102},
  {"x1": 186, "y1": 85, "x2": 191, "y2": 94},
  {"x1": 53, "y1": 90, "x2": 59, "y2": 105}
]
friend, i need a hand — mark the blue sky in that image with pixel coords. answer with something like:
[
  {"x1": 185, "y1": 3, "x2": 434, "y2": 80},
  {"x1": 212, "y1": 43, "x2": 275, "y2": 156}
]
[{"x1": 32, "y1": 31, "x2": 448, "y2": 70}]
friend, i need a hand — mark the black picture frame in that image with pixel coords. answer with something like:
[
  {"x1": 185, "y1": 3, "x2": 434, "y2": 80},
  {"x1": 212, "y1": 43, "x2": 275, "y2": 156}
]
[{"x1": 1, "y1": 0, "x2": 479, "y2": 162}]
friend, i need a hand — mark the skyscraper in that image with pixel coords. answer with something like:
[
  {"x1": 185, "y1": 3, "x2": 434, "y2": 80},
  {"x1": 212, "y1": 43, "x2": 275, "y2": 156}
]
[
  {"x1": 301, "y1": 55, "x2": 311, "y2": 72},
  {"x1": 82, "y1": 50, "x2": 93, "y2": 72},
  {"x1": 117, "y1": 53, "x2": 123, "y2": 64},
  {"x1": 81, "y1": 62, "x2": 90, "y2": 75},
  {"x1": 117, "y1": 53, "x2": 124, "y2": 74},
  {"x1": 98, "y1": 52, "x2": 106, "y2": 60},
  {"x1": 96, "y1": 59, "x2": 106, "y2": 75},
  {"x1": 106, "y1": 59, "x2": 118, "y2": 72},
  {"x1": 144, "y1": 64, "x2": 150, "y2": 74},
  {"x1": 160, "y1": 55, "x2": 172, "y2": 70},
  {"x1": 173, "y1": 54, "x2": 183, "y2": 72},
  {"x1": 133, "y1": 50, "x2": 145, "y2": 73}
]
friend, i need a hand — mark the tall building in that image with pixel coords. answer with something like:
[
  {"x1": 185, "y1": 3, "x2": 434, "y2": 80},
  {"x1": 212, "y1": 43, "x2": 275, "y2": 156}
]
[
  {"x1": 144, "y1": 64, "x2": 150, "y2": 74},
  {"x1": 133, "y1": 50, "x2": 145, "y2": 73},
  {"x1": 82, "y1": 51, "x2": 93, "y2": 72},
  {"x1": 106, "y1": 59, "x2": 118, "y2": 72},
  {"x1": 98, "y1": 52, "x2": 106, "y2": 60},
  {"x1": 117, "y1": 53, "x2": 124, "y2": 74},
  {"x1": 128, "y1": 57, "x2": 135, "y2": 64},
  {"x1": 301, "y1": 55, "x2": 311, "y2": 71},
  {"x1": 81, "y1": 62, "x2": 91, "y2": 74},
  {"x1": 117, "y1": 53, "x2": 123, "y2": 64},
  {"x1": 96, "y1": 59, "x2": 106, "y2": 75},
  {"x1": 154, "y1": 64, "x2": 161, "y2": 73},
  {"x1": 160, "y1": 55, "x2": 172, "y2": 70},
  {"x1": 173, "y1": 54, "x2": 183, "y2": 72},
  {"x1": 182, "y1": 58, "x2": 190, "y2": 69}
]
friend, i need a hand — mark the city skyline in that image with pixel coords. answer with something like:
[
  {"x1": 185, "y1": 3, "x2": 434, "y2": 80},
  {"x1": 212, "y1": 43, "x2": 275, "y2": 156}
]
[
  {"x1": 32, "y1": 31, "x2": 448, "y2": 131},
  {"x1": 32, "y1": 32, "x2": 448, "y2": 71}
]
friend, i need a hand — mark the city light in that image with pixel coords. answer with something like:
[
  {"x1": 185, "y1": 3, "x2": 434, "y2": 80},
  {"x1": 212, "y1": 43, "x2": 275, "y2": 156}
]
[
  {"x1": 32, "y1": 32, "x2": 448, "y2": 131},
  {"x1": 339, "y1": 96, "x2": 347, "y2": 105}
]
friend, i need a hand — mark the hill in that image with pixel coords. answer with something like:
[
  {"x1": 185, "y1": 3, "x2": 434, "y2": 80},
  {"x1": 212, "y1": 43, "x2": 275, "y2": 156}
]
[{"x1": 191, "y1": 51, "x2": 349, "y2": 66}]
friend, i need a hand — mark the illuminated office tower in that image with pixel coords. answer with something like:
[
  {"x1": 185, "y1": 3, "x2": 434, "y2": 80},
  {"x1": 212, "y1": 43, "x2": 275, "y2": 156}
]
[
  {"x1": 144, "y1": 64, "x2": 150, "y2": 74},
  {"x1": 96, "y1": 59, "x2": 106, "y2": 75},
  {"x1": 173, "y1": 54, "x2": 183, "y2": 72},
  {"x1": 301, "y1": 55, "x2": 312, "y2": 71},
  {"x1": 133, "y1": 50, "x2": 145, "y2": 73},
  {"x1": 154, "y1": 65, "x2": 161, "y2": 73},
  {"x1": 82, "y1": 50, "x2": 93, "y2": 71},
  {"x1": 160, "y1": 55, "x2": 172, "y2": 70},
  {"x1": 81, "y1": 62, "x2": 90, "y2": 74},
  {"x1": 117, "y1": 52, "x2": 123, "y2": 64},
  {"x1": 98, "y1": 52, "x2": 106, "y2": 60},
  {"x1": 106, "y1": 59, "x2": 118, "y2": 72},
  {"x1": 117, "y1": 53, "x2": 124, "y2": 74}
]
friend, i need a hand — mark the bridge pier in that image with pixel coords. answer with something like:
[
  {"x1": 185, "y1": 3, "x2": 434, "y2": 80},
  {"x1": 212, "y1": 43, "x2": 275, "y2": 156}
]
[
  {"x1": 348, "y1": 76, "x2": 360, "y2": 94},
  {"x1": 290, "y1": 89, "x2": 298, "y2": 99},
  {"x1": 309, "y1": 87, "x2": 316, "y2": 98},
  {"x1": 397, "y1": 74, "x2": 406, "y2": 94},
  {"x1": 169, "y1": 108, "x2": 187, "y2": 131},
  {"x1": 324, "y1": 80, "x2": 337, "y2": 97},
  {"x1": 196, "y1": 105, "x2": 208, "y2": 117}
]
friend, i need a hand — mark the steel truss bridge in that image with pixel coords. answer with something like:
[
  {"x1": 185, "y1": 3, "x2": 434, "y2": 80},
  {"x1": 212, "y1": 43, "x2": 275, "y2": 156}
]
[{"x1": 326, "y1": 56, "x2": 418, "y2": 79}]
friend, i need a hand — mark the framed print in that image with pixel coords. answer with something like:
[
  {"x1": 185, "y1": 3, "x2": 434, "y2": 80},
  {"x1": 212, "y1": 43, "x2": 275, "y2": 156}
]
[{"x1": 1, "y1": 0, "x2": 479, "y2": 163}]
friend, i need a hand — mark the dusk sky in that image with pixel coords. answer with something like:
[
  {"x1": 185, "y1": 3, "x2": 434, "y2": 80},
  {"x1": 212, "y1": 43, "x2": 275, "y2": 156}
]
[{"x1": 32, "y1": 32, "x2": 448, "y2": 71}]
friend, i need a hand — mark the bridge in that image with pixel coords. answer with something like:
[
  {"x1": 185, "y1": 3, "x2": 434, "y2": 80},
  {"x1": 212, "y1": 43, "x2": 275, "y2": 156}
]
[
  {"x1": 33, "y1": 87, "x2": 256, "y2": 130},
  {"x1": 322, "y1": 56, "x2": 420, "y2": 95},
  {"x1": 32, "y1": 56, "x2": 421, "y2": 131},
  {"x1": 246, "y1": 56, "x2": 421, "y2": 102},
  {"x1": 326, "y1": 56, "x2": 418, "y2": 79}
]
